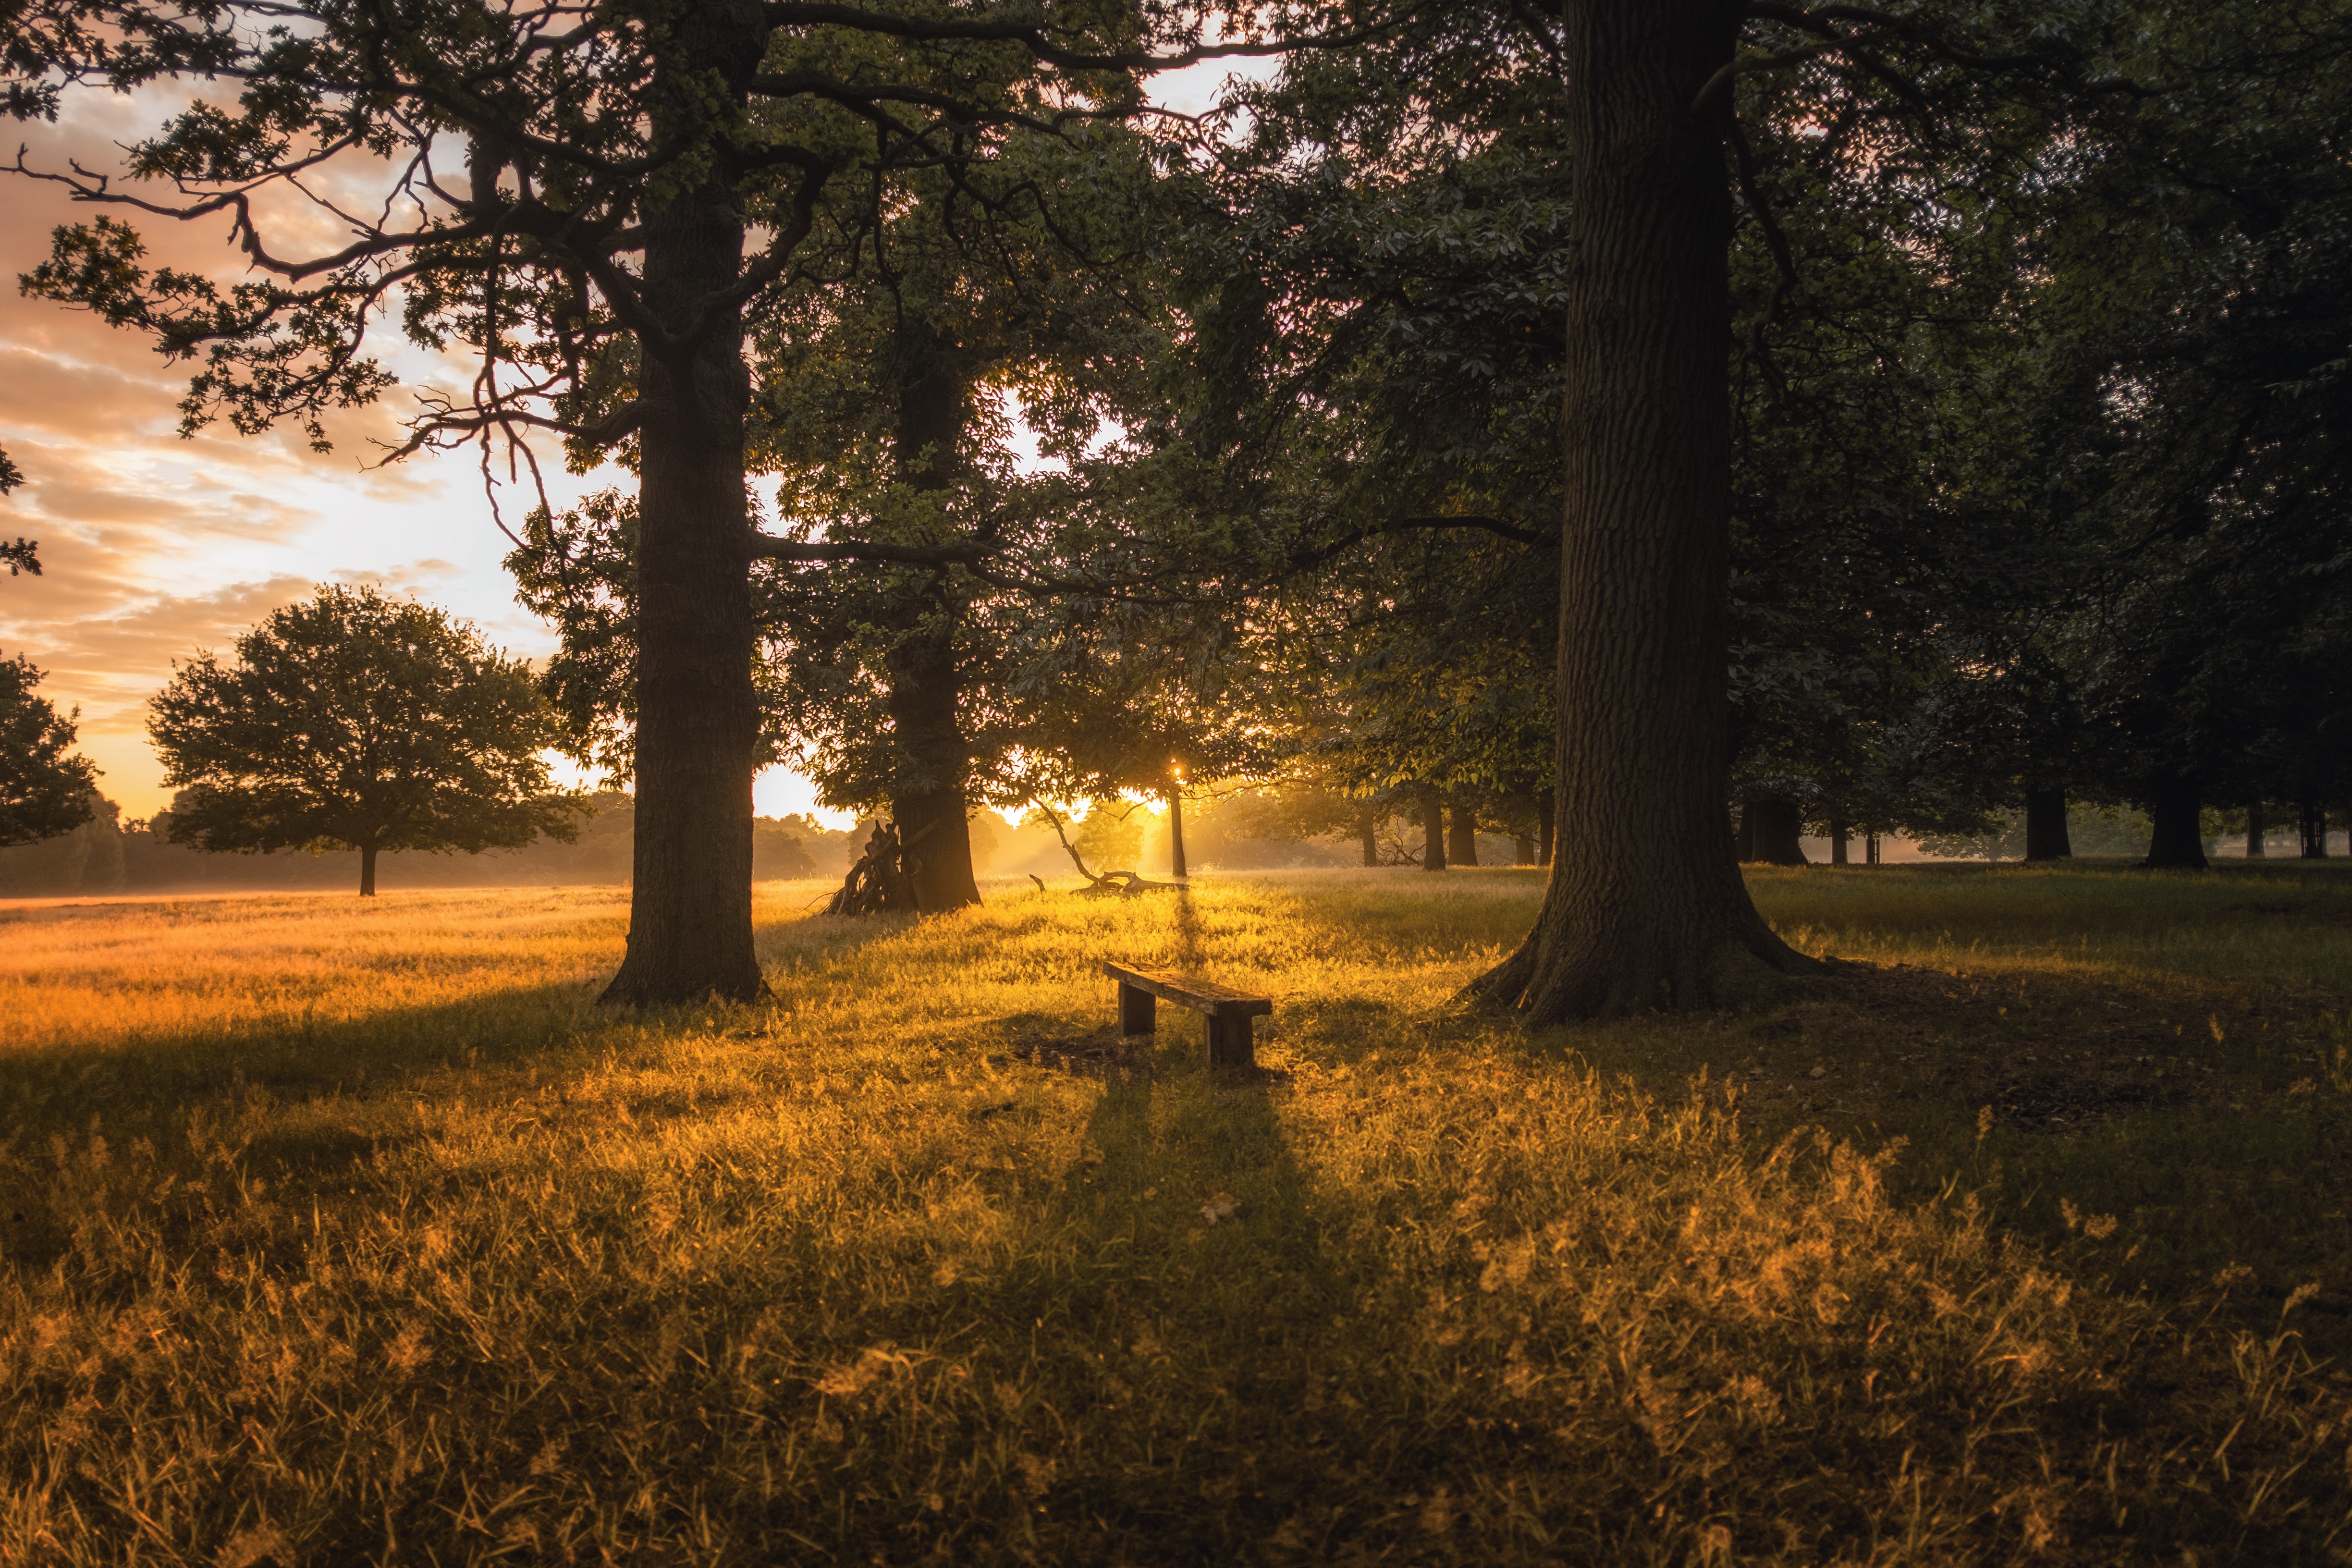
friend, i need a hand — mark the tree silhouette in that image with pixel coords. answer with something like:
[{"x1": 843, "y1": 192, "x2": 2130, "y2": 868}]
[
  {"x1": 148, "y1": 586, "x2": 582, "y2": 895},
  {"x1": 0, "y1": 652, "x2": 96, "y2": 846}
]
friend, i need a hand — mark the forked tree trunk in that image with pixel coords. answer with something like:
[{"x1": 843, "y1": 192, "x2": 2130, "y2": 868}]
[
  {"x1": 1421, "y1": 793, "x2": 1446, "y2": 871},
  {"x1": 1471, "y1": 0, "x2": 1815, "y2": 1018},
  {"x1": 2245, "y1": 801, "x2": 2266, "y2": 859},
  {"x1": 358, "y1": 842, "x2": 379, "y2": 897},
  {"x1": 2024, "y1": 788, "x2": 2072, "y2": 861},
  {"x1": 2142, "y1": 777, "x2": 2208, "y2": 870},
  {"x1": 884, "y1": 318, "x2": 980, "y2": 914},
  {"x1": 1448, "y1": 803, "x2": 1480, "y2": 867},
  {"x1": 602, "y1": 6, "x2": 768, "y2": 1005}
]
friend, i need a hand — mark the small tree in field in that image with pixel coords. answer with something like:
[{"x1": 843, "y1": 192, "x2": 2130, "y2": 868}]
[
  {"x1": 149, "y1": 587, "x2": 582, "y2": 895},
  {"x1": 0, "y1": 652, "x2": 97, "y2": 846}
]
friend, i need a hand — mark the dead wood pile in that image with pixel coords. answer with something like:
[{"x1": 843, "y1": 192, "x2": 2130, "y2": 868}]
[{"x1": 826, "y1": 821, "x2": 923, "y2": 915}]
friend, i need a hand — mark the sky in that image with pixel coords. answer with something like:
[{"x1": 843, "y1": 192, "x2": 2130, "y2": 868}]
[{"x1": 0, "y1": 57, "x2": 1264, "y2": 825}]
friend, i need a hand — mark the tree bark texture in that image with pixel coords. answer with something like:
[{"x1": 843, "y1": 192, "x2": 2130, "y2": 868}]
[
  {"x1": 358, "y1": 842, "x2": 378, "y2": 897},
  {"x1": 1448, "y1": 803, "x2": 1480, "y2": 867},
  {"x1": 1738, "y1": 791, "x2": 1807, "y2": 866},
  {"x1": 1471, "y1": 0, "x2": 1814, "y2": 1017},
  {"x1": 1167, "y1": 786, "x2": 1188, "y2": 880},
  {"x1": 883, "y1": 318, "x2": 980, "y2": 914},
  {"x1": 2024, "y1": 788, "x2": 2072, "y2": 861},
  {"x1": 2142, "y1": 778, "x2": 2208, "y2": 870},
  {"x1": 602, "y1": 0, "x2": 768, "y2": 1005},
  {"x1": 2245, "y1": 800, "x2": 2266, "y2": 859},
  {"x1": 1421, "y1": 793, "x2": 1446, "y2": 871}
]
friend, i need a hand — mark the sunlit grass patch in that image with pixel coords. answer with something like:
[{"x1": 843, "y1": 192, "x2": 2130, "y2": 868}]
[{"x1": 0, "y1": 868, "x2": 2347, "y2": 1563}]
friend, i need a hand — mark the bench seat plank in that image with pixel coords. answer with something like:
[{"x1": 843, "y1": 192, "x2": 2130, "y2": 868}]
[
  {"x1": 1103, "y1": 960, "x2": 1272, "y2": 1067},
  {"x1": 1102, "y1": 960, "x2": 1273, "y2": 1018}
]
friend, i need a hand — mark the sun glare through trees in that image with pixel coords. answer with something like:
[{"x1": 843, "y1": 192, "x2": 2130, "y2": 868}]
[{"x1": 3, "y1": 0, "x2": 2352, "y2": 1559}]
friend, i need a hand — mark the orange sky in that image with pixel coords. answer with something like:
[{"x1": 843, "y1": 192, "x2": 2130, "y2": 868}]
[{"x1": 0, "y1": 63, "x2": 1252, "y2": 826}]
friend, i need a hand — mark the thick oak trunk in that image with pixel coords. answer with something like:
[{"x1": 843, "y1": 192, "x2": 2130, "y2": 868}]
[
  {"x1": 1828, "y1": 818, "x2": 1848, "y2": 866},
  {"x1": 884, "y1": 318, "x2": 980, "y2": 914},
  {"x1": 1447, "y1": 803, "x2": 1480, "y2": 867},
  {"x1": 2142, "y1": 777, "x2": 2208, "y2": 870},
  {"x1": 602, "y1": 1, "x2": 767, "y2": 1005},
  {"x1": 1360, "y1": 808, "x2": 1380, "y2": 867},
  {"x1": 2024, "y1": 788, "x2": 2072, "y2": 861},
  {"x1": 1421, "y1": 793, "x2": 1446, "y2": 871},
  {"x1": 1472, "y1": 0, "x2": 1814, "y2": 1018},
  {"x1": 1738, "y1": 791, "x2": 1807, "y2": 866},
  {"x1": 358, "y1": 842, "x2": 378, "y2": 897}
]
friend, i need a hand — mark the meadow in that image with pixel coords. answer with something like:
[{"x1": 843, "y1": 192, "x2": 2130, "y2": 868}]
[{"x1": 2, "y1": 864, "x2": 2349, "y2": 1565}]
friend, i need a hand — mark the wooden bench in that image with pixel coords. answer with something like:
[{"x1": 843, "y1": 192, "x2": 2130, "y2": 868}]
[{"x1": 1103, "y1": 960, "x2": 1272, "y2": 1067}]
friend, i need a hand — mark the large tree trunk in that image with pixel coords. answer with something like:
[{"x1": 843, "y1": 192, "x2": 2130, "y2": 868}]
[
  {"x1": 1360, "y1": 808, "x2": 1380, "y2": 867},
  {"x1": 1472, "y1": 0, "x2": 1814, "y2": 1018},
  {"x1": 1421, "y1": 792, "x2": 1446, "y2": 871},
  {"x1": 1166, "y1": 786, "x2": 1188, "y2": 880},
  {"x1": 602, "y1": 5, "x2": 767, "y2": 1005},
  {"x1": 2245, "y1": 800, "x2": 2266, "y2": 859},
  {"x1": 1828, "y1": 817, "x2": 1848, "y2": 866},
  {"x1": 883, "y1": 318, "x2": 981, "y2": 914},
  {"x1": 358, "y1": 842, "x2": 378, "y2": 897},
  {"x1": 1738, "y1": 790, "x2": 1807, "y2": 866},
  {"x1": 2142, "y1": 777, "x2": 2208, "y2": 870},
  {"x1": 886, "y1": 628, "x2": 980, "y2": 913},
  {"x1": 1447, "y1": 803, "x2": 1480, "y2": 867},
  {"x1": 2024, "y1": 788, "x2": 2072, "y2": 861}
]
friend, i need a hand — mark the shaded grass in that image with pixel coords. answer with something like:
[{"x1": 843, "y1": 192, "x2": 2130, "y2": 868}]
[{"x1": 0, "y1": 867, "x2": 2346, "y2": 1564}]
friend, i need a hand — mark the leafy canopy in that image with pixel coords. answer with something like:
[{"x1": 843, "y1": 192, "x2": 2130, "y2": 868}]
[
  {"x1": 148, "y1": 586, "x2": 582, "y2": 859},
  {"x1": 0, "y1": 653, "x2": 97, "y2": 848}
]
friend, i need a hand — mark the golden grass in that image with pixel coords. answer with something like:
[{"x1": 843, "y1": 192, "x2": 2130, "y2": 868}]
[{"x1": 1, "y1": 867, "x2": 2348, "y2": 1564}]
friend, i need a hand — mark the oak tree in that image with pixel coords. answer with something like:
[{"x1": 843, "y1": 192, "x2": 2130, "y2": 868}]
[
  {"x1": 11, "y1": 0, "x2": 1330, "y2": 999},
  {"x1": 0, "y1": 652, "x2": 97, "y2": 846},
  {"x1": 148, "y1": 586, "x2": 581, "y2": 894}
]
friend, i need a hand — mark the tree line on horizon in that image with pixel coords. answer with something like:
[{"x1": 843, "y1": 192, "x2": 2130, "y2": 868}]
[{"x1": 3, "y1": 0, "x2": 2350, "y2": 1012}]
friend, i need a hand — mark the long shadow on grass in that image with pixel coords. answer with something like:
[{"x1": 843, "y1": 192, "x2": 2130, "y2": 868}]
[
  {"x1": 1038, "y1": 1058, "x2": 1358, "y2": 1551},
  {"x1": 0, "y1": 980, "x2": 625, "y2": 1186}
]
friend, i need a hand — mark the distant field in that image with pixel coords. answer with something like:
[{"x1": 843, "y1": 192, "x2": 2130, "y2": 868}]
[{"x1": 2, "y1": 865, "x2": 2348, "y2": 1564}]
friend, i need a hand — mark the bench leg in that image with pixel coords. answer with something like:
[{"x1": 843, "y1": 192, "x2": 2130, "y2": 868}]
[
  {"x1": 1207, "y1": 1013, "x2": 1255, "y2": 1068},
  {"x1": 1118, "y1": 981, "x2": 1156, "y2": 1037}
]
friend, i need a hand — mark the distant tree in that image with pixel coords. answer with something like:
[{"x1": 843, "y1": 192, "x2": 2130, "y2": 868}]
[
  {"x1": 148, "y1": 587, "x2": 583, "y2": 895},
  {"x1": 0, "y1": 651, "x2": 97, "y2": 845}
]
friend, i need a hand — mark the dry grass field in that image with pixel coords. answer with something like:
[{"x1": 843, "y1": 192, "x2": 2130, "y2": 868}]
[{"x1": 2, "y1": 864, "x2": 2350, "y2": 1565}]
